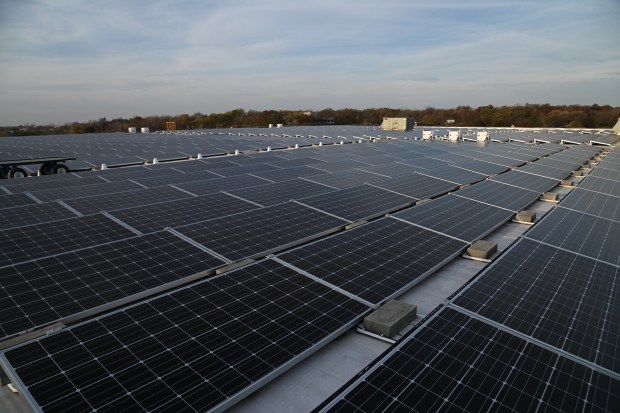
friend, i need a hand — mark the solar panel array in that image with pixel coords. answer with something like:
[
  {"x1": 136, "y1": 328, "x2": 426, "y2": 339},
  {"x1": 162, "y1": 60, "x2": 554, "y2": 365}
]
[
  {"x1": 0, "y1": 126, "x2": 616, "y2": 413},
  {"x1": 316, "y1": 143, "x2": 619, "y2": 413}
]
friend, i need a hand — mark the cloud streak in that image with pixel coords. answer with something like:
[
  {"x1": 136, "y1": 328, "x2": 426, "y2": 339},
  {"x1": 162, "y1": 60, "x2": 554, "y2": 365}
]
[{"x1": 0, "y1": 0, "x2": 618, "y2": 125}]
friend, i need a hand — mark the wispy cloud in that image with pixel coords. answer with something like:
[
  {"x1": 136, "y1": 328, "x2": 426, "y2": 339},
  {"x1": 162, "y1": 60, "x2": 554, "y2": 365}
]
[{"x1": 0, "y1": 0, "x2": 618, "y2": 125}]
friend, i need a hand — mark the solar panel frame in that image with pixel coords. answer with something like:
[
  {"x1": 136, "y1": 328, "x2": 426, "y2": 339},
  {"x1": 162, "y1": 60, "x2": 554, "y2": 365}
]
[
  {"x1": 303, "y1": 169, "x2": 389, "y2": 189},
  {"x1": 26, "y1": 180, "x2": 145, "y2": 203},
  {"x1": 171, "y1": 174, "x2": 271, "y2": 196},
  {"x1": 0, "y1": 259, "x2": 371, "y2": 413},
  {"x1": 0, "y1": 193, "x2": 39, "y2": 208},
  {"x1": 416, "y1": 165, "x2": 487, "y2": 185}
]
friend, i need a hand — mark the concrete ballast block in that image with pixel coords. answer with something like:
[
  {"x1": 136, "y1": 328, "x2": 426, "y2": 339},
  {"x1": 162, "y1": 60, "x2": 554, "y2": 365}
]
[
  {"x1": 543, "y1": 192, "x2": 559, "y2": 201},
  {"x1": 572, "y1": 170, "x2": 583, "y2": 177},
  {"x1": 516, "y1": 210, "x2": 536, "y2": 223},
  {"x1": 467, "y1": 240, "x2": 498, "y2": 259},
  {"x1": 561, "y1": 179, "x2": 574, "y2": 186},
  {"x1": 363, "y1": 300, "x2": 417, "y2": 338}
]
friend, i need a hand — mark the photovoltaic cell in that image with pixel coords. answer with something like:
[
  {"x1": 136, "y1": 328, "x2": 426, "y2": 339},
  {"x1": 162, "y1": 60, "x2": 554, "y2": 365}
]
[
  {"x1": 524, "y1": 207, "x2": 620, "y2": 266},
  {"x1": 452, "y1": 238, "x2": 619, "y2": 373},
  {"x1": 0, "y1": 231, "x2": 225, "y2": 339},
  {"x1": 317, "y1": 307, "x2": 620, "y2": 413},
  {"x1": 176, "y1": 202, "x2": 346, "y2": 261},
  {"x1": 278, "y1": 217, "x2": 467, "y2": 305},
  {"x1": 559, "y1": 188, "x2": 620, "y2": 222},
  {"x1": 0, "y1": 259, "x2": 370, "y2": 413},
  {"x1": 393, "y1": 194, "x2": 514, "y2": 242},
  {"x1": 0, "y1": 214, "x2": 137, "y2": 268},
  {"x1": 107, "y1": 192, "x2": 260, "y2": 233},
  {"x1": 453, "y1": 180, "x2": 540, "y2": 211},
  {"x1": 297, "y1": 184, "x2": 415, "y2": 222}
]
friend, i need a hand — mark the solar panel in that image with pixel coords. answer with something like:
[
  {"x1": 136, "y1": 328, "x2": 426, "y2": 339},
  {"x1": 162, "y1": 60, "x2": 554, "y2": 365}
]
[
  {"x1": 417, "y1": 165, "x2": 487, "y2": 185},
  {"x1": 175, "y1": 202, "x2": 346, "y2": 261},
  {"x1": 250, "y1": 165, "x2": 329, "y2": 182},
  {"x1": 0, "y1": 214, "x2": 138, "y2": 268},
  {"x1": 107, "y1": 192, "x2": 260, "y2": 233},
  {"x1": 578, "y1": 175, "x2": 620, "y2": 198},
  {"x1": 0, "y1": 230, "x2": 226, "y2": 340},
  {"x1": 517, "y1": 163, "x2": 573, "y2": 180},
  {"x1": 524, "y1": 207, "x2": 620, "y2": 266},
  {"x1": 317, "y1": 306, "x2": 620, "y2": 413},
  {"x1": 453, "y1": 180, "x2": 540, "y2": 211},
  {"x1": 297, "y1": 184, "x2": 415, "y2": 222},
  {"x1": 1, "y1": 176, "x2": 108, "y2": 194},
  {"x1": 26, "y1": 180, "x2": 144, "y2": 202},
  {"x1": 171, "y1": 174, "x2": 270, "y2": 196},
  {"x1": 588, "y1": 167, "x2": 620, "y2": 182},
  {"x1": 392, "y1": 194, "x2": 514, "y2": 242},
  {"x1": 369, "y1": 174, "x2": 459, "y2": 200},
  {"x1": 278, "y1": 217, "x2": 467, "y2": 305},
  {"x1": 0, "y1": 259, "x2": 370, "y2": 413},
  {"x1": 0, "y1": 193, "x2": 39, "y2": 208},
  {"x1": 62, "y1": 185, "x2": 196, "y2": 215},
  {"x1": 490, "y1": 170, "x2": 559, "y2": 193},
  {"x1": 559, "y1": 188, "x2": 620, "y2": 222},
  {"x1": 356, "y1": 162, "x2": 419, "y2": 178},
  {"x1": 207, "y1": 163, "x2": 281, "y2": 177},
  {"x1": 0, "y1": 201, "x2": 79, "y2": 231},
  {"x1": 130, "y1": 170, "x2": 222, "y2": 188},
  {"x1": 452, "y1": 238, "x2": 619, "y2": 372},
  {"x1": 225, "y1": 178, "x2": 336, "y2": 207},
  {"x1": 453, "y1": 159, "x2": 509, "y2": 175},
  {"x1": 304, "y1": 169, "x2": 388, "y2": 189}
]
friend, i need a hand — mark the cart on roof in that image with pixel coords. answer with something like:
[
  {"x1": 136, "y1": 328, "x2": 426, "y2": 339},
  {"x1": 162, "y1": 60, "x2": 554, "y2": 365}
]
[{"x1": 0, "y1": 157, "x2": 76, "y2": 179}]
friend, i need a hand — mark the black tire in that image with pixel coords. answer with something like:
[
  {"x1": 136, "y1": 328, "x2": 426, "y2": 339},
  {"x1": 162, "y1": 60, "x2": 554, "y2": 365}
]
[
  {"x1": 0, "y1": 166, "x2": 10, "y2": 179},
  {"x1": 39, "y1": 162, "x2": 54, "y2": 175},
  {"x1": 53, "y1": 164, "x2": 69, "y2": 174},
  {"x1": 9, "y1": 167, "x2": 28, "y2": 178}
]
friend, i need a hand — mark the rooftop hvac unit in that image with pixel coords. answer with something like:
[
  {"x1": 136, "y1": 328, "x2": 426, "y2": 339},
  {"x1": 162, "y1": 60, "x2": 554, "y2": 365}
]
[
  {"x1": 476, "y1": 131, "x2": 489, "y2": 142},
  {"x1": 277, "y1": 123, "x2": 283, "y2": 128},
  {"x1": 448, "y1": 131, "x2": 460, "y2": 142},
  {"x1": 128, "y1": 127, "x2": 137, "y2": 133},
  {"x1": 422, "y1": 130, "x2": 433, "y2": 140},
  {"x1": 141, "y1": 127, "x2": 150, "y2": 133}
]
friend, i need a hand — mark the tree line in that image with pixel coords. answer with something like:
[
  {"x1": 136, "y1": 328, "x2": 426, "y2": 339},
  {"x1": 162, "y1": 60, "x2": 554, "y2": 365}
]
[{"x1": 2, "y1": 104, "x2": 619, "y2": 137}]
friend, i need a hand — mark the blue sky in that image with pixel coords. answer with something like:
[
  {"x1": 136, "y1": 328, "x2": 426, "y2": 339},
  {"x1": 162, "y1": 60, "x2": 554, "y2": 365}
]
[{"x1": 1, "y1": 0, "x2": 619, "y2": 125}]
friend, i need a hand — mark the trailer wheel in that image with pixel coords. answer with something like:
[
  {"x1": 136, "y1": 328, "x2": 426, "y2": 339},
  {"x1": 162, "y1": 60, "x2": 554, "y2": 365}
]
[
  {"x1": 9, "y1": 167, "x2": 28, "y2": 178},
  {"x1": 53, "y1": 164, "x2": 69, "y2": 174},
  {"x1": 39, "y1": 162, "x2": 55, "y2": 175}
]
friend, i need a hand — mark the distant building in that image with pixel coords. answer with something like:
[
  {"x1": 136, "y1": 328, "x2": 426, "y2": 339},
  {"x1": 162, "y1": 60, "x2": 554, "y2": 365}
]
[
  {"x1": 446, "y1": 119, "x2": 456, "y2": 125},
  {"x1": 381, "y1": 117, "x2": 416, "y2": 131}
]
